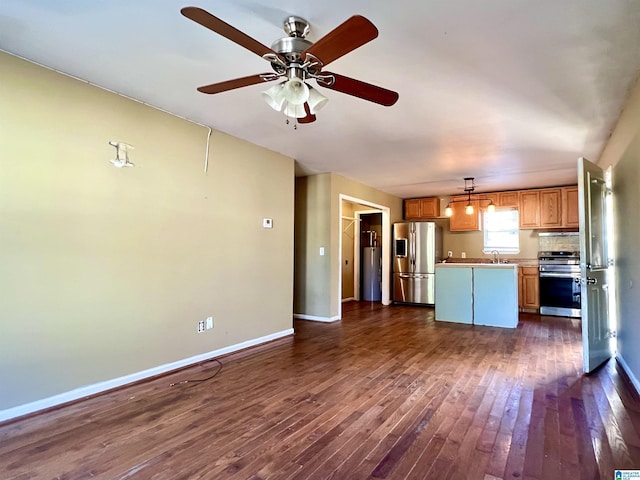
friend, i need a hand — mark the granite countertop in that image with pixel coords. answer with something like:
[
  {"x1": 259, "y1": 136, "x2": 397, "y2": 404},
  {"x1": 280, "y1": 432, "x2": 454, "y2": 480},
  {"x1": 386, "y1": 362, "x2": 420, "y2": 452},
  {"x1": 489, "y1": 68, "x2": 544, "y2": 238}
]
[
  {"x1": 442, "y1": 257, "x2": 539, "y2": 267},
  {"x1": 436, "y1": 262, "x2": 517, "y2": 269}
]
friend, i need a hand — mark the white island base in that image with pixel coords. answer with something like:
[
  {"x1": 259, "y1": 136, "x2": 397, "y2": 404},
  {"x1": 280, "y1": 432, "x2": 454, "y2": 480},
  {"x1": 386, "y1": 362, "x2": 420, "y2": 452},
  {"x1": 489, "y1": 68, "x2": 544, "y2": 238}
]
[{"x1": 435, "y1": 263, "x2": 519, "y2": 328}]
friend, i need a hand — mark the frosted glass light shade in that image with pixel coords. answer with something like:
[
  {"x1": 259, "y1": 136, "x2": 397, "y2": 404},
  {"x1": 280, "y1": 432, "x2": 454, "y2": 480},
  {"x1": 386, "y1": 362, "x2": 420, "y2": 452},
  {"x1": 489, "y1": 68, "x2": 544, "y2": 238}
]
[
  {"x1": 487, "y1": 202, "x2": 496, "y2": 213},
  {"x1": 283, "y1": 103, "x2": 307, "y2": 118},
  {"x1": 465, "y1": 203, "x2": 474, "y2": 215},
  {"x1": 282, "y1": 78, "x2": 309, "y2": 105},
  {"x1": 307, "y1": 86, "x2": 328, "y2": 114},
  {"x1": 445, "y1": 205, "x2": 453, "y2": 217},
  {"x1": 261, "y1": 83, "x2": 286, "y2": 111}
]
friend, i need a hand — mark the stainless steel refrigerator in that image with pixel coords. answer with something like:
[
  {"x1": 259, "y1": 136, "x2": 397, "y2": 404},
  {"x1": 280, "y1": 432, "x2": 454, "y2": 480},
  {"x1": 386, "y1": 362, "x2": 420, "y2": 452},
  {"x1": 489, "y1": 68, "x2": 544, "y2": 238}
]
[{"x1": 393, "y1": 222, "x2": 442, "y2": 305}]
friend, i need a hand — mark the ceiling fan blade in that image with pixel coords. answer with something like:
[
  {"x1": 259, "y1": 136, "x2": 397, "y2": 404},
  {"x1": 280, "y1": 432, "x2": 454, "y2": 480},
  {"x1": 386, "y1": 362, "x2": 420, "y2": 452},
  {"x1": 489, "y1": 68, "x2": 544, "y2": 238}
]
[
  {"x1": 197, "y1": 74, "x2": 278, "y2": 94},
  {"x1": 181, "y1": 6, "x2": 284, "y2": 62},
  {"x1": 317, "y1": 73, "x2": 399, "y2": 106},
  {"x1": 298, "y1": 103, "x2": 316, "y2": 124},
  {"x1": 303, "y1": 15, "x2": 378, "y2": 67}
]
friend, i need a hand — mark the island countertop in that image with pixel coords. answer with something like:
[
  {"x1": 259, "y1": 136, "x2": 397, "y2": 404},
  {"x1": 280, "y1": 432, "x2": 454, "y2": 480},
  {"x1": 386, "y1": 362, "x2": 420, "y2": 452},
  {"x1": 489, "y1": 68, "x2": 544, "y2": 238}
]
[{"x1": 436, "y1": 263, "x2": 517, "y2": 269}]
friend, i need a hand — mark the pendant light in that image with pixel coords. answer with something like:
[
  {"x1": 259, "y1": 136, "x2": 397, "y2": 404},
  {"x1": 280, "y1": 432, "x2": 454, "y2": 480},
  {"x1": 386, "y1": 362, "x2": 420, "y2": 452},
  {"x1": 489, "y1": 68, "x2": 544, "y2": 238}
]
[{"x1": 444, "y1": 177, "x2": 496, "y2": 216}]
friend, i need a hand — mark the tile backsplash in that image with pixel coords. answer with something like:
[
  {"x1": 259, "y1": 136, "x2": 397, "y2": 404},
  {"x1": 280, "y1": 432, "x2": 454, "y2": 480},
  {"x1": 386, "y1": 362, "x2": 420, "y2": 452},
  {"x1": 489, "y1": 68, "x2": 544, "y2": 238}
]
[{"x1": 539, "y1": 233, "x2": 580, "y2": 252}]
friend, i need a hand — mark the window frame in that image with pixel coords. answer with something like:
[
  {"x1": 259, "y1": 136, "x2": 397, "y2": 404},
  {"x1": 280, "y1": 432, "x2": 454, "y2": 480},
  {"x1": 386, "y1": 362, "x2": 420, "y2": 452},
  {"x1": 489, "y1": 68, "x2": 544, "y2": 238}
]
[{"x1": 482, "y1": 208, "x2": 520, "y2": 254}]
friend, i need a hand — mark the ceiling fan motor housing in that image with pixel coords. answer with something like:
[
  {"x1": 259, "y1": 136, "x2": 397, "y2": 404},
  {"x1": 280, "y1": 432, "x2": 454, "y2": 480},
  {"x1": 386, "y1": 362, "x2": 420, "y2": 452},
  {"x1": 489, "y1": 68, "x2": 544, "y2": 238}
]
[
  {"x1": 270, "y1": 16, "x2": 313, "y2": 69},
  {"x1": 271, "y1": 37, "x2": 312, "y2": 63}
]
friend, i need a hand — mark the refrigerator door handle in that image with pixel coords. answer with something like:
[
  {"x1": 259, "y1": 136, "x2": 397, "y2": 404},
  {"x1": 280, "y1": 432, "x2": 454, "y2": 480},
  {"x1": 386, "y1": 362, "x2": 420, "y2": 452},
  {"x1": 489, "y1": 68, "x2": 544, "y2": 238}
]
[
  {"x1": 410, "y1": 231, "x2": 416, "y2": 270},
  {"x1": 399, "y1": 273, "x2": 412, "y2": 278}
]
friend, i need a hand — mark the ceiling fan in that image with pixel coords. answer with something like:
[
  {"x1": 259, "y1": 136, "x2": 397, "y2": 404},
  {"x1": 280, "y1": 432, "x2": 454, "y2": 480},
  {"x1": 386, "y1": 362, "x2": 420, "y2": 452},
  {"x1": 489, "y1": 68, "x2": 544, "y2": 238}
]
[{"x1": 180, "y1": 6, "x2": 399, "y2": 124}]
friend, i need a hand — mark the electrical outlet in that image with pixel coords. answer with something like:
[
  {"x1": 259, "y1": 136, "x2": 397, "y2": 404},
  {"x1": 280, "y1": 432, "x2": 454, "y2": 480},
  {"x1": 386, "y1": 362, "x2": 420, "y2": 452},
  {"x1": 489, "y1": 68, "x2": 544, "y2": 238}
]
[
  {"x1": 206, "y1": 316, "x2": 213, "y2": 330},
  {"x1": 197, "y1": 320, "x2": 205, "y2": 333}
]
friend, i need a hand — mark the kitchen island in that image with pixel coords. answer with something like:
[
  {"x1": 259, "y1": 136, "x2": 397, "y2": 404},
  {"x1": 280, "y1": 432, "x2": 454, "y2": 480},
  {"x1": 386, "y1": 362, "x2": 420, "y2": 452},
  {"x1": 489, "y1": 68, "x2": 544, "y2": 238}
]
[{"x1": 435, "y1": 263, "x2": 518, "y2": 328}]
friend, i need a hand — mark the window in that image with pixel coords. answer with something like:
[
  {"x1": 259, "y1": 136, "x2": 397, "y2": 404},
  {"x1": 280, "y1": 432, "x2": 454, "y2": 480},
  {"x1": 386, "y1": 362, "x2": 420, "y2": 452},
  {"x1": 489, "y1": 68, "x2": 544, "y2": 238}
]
[{"x1": 483, "y1": 209, "x2": 519, "y2": 254}]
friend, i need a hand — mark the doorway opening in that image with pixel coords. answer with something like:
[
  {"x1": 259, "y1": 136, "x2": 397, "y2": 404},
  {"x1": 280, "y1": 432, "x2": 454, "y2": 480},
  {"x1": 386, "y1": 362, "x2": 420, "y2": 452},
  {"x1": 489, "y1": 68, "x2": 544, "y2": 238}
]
[
  {"x1": 360, "y1": 212, "x2": 383, "y2": 302},
  {"x1": 339, "y1": 195, "x2": 391, "y2": 320}
]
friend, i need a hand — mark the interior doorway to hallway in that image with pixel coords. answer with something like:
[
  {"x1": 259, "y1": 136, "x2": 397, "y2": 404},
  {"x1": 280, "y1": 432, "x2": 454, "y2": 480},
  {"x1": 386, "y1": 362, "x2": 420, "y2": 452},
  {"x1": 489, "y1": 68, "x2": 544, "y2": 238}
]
[{"x1": 339, "y1": 195, "x2": 391, "y2": 320}]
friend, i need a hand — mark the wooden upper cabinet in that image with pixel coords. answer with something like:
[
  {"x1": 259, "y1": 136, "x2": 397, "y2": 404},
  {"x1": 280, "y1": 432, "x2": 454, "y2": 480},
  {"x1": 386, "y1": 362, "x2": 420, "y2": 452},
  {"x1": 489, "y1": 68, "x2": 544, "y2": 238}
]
[
  {"x1": 519, "y1": 191, "x2": 540, "y2": 228},
  {"x1": 563, "y1": 187, "x2": 579, "y2": 228},
  {"x1": 449, "y1": 196, "x2": 481, "y2": 231},
  {"x1": 498, "y1": 191, "x2": 519, "y2": 207},
  {"x1": 480, "y1": 193, "x2": 498, "y2": 210},
  {"x1": 539, "y1": 188, "x2": 563, "y2": 228},
  {"x1": 404, "y1": 197, "x2": 440, "y2": 219},
  {"x1": 518, "y1": 187, "x2": 573, "y2": 229}
]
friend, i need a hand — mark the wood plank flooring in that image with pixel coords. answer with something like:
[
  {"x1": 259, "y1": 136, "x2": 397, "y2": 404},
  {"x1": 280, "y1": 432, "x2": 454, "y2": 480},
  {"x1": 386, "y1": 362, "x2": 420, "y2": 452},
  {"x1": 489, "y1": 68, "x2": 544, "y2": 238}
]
[{"x1": 1, "y1": 302, "x2": 640, "y2": 479}]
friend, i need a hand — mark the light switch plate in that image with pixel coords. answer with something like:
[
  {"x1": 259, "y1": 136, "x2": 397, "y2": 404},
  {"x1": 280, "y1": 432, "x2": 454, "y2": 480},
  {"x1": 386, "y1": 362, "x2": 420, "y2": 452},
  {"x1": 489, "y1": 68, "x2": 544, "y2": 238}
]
[{"x1": 263, "y1": 218, "x2": 273, "y2": 229}]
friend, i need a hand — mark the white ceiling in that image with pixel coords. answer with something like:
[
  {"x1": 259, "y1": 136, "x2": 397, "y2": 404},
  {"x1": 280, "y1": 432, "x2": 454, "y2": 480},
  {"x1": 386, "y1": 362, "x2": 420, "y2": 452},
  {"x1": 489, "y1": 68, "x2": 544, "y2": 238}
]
[{"x1": 1, "y1": 0, "x2": 639, "y2": 197}]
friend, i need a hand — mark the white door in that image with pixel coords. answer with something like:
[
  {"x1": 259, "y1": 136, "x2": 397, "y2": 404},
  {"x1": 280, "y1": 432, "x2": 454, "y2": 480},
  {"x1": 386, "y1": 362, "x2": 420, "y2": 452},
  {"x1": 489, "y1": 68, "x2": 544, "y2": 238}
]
[{"x1": 578, "y1": 157, "x2": 612, "y2": 373}]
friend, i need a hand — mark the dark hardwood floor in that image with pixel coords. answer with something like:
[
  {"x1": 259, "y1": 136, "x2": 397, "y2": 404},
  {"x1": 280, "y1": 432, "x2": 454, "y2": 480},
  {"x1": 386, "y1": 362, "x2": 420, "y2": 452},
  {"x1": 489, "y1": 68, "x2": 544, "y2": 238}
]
[{"x1": 2, "y1": 302, "x2": 640, "y2": 479}]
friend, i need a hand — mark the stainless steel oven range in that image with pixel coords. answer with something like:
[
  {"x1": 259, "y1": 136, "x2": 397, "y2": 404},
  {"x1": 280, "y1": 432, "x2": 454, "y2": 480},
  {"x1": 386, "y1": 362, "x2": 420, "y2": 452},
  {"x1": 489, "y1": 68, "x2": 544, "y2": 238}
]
[{"x1": 538, "y1": 251, "x2": 581, "y2": 318}]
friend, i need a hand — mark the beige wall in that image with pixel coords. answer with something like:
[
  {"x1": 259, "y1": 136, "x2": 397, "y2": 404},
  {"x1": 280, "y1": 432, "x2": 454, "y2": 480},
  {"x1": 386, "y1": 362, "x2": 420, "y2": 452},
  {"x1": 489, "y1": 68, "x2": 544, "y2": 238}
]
[
  {"x1": 295, "y1": 173, "x2": 402, "y2": 319},
  {"x1": 0, "y1": 52, "x2": 295, "y2": 413},
  {"x1": 294, "y1": 174, "x2": 333, "y2": 318},
  {"x1": 597, "y1": 75, "x2": 640, "y2": 390},
  {"x1": 442, "y1": 225, "x2": 540, "y2": 260}
]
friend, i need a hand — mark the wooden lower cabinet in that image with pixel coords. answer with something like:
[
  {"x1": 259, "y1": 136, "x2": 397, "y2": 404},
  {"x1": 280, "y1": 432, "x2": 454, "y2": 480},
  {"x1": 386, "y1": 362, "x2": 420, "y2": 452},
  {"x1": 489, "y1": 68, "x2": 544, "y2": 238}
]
[{"x1": 518, "y1": 266, "x2": 540, "y2": 311}]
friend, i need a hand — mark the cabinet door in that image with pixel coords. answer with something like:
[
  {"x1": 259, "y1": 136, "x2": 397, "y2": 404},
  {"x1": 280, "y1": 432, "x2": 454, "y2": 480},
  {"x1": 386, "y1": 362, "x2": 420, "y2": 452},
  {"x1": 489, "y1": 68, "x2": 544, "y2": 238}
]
[
  {"x1": 449, "y1": 196, "x2": 481, "y2": 231},
  {"x1": 404, "y1": 197, "x2": 440, "y2": 219},
  {"x1": 419, "y1": 197, "x2": 440, "y2": 218},
  {"x1": 499, "y1": 191, "x2": 519, "y2": 207},
  {"x1": 481, "y1": 193, "x2": 498, "y2": 211},
  {"x1": 435, "y1": 267, "x2": 473, "y2": 324},
  {"x1": 540, "y1": 188, "x2": 563, "y2": 228},
  {"x1": 563, "y1": 186, "x2": 579, "y2": 227},
  {"x1": 404, "y1": 199, "x2": 421, "y2": 219},
  {"x1": 518, "y1": 268, "x2": 523, "y2": 307},
  {"x1": 521, "y1": 267, "x2": 540, "y2": 308},
  {"x1": 519, "y1": 191, "x2": 540, "y2": 228},
  {"x1": 474, "y1": 267, "x2": 518, "y2": 328}
]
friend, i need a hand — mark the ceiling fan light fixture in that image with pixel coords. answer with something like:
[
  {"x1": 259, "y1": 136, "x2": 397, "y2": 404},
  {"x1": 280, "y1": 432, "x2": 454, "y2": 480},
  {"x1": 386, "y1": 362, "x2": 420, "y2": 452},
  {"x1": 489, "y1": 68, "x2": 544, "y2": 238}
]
[
  {"x1": 307, "y1": 86, "x2": 328, "y2": 114},
  {"x1": 261, "y1": 83, "x2": 286, "y2": 111},
  {"x1": 283, "y1": 102, "x2": 308, "y2": 119},
  {"x1": 282, "y1": 77, "x2": 309, "y2": 105}
]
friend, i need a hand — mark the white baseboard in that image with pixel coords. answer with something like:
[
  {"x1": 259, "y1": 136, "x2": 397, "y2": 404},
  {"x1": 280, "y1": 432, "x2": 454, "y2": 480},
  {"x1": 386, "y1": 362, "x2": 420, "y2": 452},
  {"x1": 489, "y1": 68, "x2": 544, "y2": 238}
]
[
  {"x1": 341, "y1": 297, "x2": 355, "y2": 303},
  {"x1": 293, "y1": 313, "x2": 340, "y2": 323},
  {"x1": 616, "y1": 353, "x2": 640, "y2": 396},
  {"x1": 0, "y1": 328, "x2": 294, "y2": 423}
]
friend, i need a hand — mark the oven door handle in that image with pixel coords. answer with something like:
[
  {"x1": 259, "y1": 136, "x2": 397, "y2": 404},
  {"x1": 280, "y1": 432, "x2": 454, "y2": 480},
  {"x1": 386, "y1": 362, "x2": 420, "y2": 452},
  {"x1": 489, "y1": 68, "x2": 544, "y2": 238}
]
[{"x1": 539, "y1": 272, "x2": 580, "y2": 279}]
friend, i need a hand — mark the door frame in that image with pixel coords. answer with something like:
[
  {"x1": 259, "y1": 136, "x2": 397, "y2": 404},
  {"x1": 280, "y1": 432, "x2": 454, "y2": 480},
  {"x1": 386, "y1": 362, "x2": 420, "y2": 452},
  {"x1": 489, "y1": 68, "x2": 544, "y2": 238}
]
[
  {"x1": 338, "y1": 195, "x2": 391, "y2": 320},
  {"x1": 354, "y1": 209, "x2": 384, "y2": 301}
]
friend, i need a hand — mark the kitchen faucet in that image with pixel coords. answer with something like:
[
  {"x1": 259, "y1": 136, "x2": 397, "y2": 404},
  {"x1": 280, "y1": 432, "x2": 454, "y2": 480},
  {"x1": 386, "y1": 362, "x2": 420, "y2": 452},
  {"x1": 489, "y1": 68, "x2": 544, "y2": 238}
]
[{"x1": 491, "y1": 250, "x2": 500, "y2": 263}]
